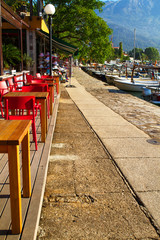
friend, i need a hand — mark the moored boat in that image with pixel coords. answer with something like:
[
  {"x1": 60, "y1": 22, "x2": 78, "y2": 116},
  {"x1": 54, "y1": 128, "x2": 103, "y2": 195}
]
[
  {"x1": 143, "y1": 86, "x2": 160, "y2": 105},
  {"x1": 114, "y1": 79, "x2": 159, "y2": 92}
]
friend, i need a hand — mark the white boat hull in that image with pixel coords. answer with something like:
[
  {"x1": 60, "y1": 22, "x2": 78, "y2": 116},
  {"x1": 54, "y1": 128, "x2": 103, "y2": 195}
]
[
  {"x1": 114, "y1": 80, "x2": 159, "y2": 92},
  {"x1": 105, "y1": 75, "x2": 119, "y2": 84}
]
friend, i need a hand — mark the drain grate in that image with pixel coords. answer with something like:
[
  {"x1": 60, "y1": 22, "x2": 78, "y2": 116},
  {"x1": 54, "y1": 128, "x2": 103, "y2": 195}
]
[{"x1": 147, "y1": 139, "x2": 160, "y2": 145}]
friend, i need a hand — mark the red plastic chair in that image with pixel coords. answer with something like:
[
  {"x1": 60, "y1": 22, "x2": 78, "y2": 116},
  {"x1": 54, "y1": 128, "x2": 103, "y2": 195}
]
[
  {"x1": 34, "y1": 75, "x2": 58, "y2": 94},
  {"x1": 26, "y1": 74, "x2": 33, "y2": 84},
  {"x1": 21, "y1": 84, "x2": 50, "y2": 119},
  {"x1": 36, "y1": 73, "x2": 41, "y2": 78},
  {"x1": 7, "y1": 77, "x2": 16, "y2": 92},
  {"x1": 31, "y1": 79, "x2": 55, "y2": 102},
  {"x1": 30, "y1": 80, "x2": 52, "y2": 102},
  {"x1": 5, "y1": 96, "x2": 38, "y2": 150},
  {"x1": 0, "y1": 81, "x2": 10, "y2": 118},
  {"x1": 13, "y1": 76, "x2": 25, "y2": 90}
]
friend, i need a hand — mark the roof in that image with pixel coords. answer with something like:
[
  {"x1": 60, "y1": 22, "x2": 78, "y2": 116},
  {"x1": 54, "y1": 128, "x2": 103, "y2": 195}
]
[{"x1": 1, "y1": 1, "x2": 30, "y2": 29}]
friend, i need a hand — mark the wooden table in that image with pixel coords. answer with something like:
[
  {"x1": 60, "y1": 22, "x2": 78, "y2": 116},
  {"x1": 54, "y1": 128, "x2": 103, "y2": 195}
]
[
  {"x1": 4, "y1": 92, "x2": 49, "y2": 142},
  {"x1": 0, "y1": 120, "x2": 31, "y2": 234},
  {"x1": 27, "y1": 82, "x2": 54, "y2": 115}
]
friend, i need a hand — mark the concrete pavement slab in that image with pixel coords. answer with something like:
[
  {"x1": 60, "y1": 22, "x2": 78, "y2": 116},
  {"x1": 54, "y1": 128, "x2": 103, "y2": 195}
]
[
  {"x1": 115, "y1": 157, "x2": 160, "y2": 191},
  {"x1": 81, "y1": 108, "x2": 119, "y2": 117},
  {"x1": 74, "y1": 104, "x2": 106, "y2": 110},
  {"x1": 102, "y1": 137, "x2": 160, "y2": 158},
  {"x1": 93, "y1": 125, "x2": 149, "y2": 138},
  {"x1": 86, "y1": 116, "x2": 129, "y2": 126},
  {"x1": 138, "y1": 191, "x2": 160, "y2": 228},
  {"x1": 73, "y1": 99, "x2": 104, "y2": 105}
]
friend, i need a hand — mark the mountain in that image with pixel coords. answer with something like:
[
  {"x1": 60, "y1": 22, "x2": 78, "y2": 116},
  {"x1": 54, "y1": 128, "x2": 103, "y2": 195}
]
[{"x1": 96, "y1": 0, "x2": 160, "y2": 51}]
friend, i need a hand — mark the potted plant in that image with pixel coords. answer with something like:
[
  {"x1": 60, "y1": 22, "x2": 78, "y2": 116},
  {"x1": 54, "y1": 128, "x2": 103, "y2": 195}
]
[{"x1": 23, "y1": 53, "x2": 34, "y2": 70}]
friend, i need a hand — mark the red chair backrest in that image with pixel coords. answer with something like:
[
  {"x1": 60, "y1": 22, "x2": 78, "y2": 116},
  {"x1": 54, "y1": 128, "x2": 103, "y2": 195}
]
[
  {"x1": 5, "y1": 96, "x2": 38, "y2": 150},
  {"x1": 5, "y1": 96, "x2": 35, "y2": 111},
  {"x1": 13, "y1": 76, "x2": 18, "y2": 83},
  {"x1": 7, "y1": 78, "x2": 15, "y2": 91},
  {"x1": 30, "y1": 84, "x2": 49, "y2": 91},
  {"x1": 13, "y1": 76, "x2": 24, "y2": 89},
  {"x1": 0, "y1": 81, "x2": 9, "y2": 96},
  {"x1": 13, "y1": 76, "x2": 23, "y2": 83},
  {"x1": 26, "y1": 75, "x2": 33, "y2": 83}
]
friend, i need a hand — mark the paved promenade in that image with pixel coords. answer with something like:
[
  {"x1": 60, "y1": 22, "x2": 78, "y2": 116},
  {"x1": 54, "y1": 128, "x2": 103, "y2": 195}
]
[
  {"x1": 66, "y1": 77, "x2": 160, "y2": 230},
  {"x1": 37, "y1": 75, "x2": 160, "y2": 239}
]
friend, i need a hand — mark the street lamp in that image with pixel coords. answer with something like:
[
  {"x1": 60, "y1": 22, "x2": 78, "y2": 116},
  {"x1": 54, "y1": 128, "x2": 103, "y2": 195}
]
[{"x1": 44, "y1": 4, "x2": 55, "y2": 76}]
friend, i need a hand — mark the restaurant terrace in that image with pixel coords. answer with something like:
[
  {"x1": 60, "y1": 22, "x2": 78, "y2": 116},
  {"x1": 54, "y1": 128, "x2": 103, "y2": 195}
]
[{"x1": 0, "y1": 0, "x2": 78, "y2": 238}]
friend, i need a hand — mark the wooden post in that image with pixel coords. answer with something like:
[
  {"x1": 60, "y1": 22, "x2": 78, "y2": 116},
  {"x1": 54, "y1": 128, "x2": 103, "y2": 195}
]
[
  {"x1": 20, "y1": 26, "x2": 23, "y2": 71},
  {"x1": 131, "y1": 64, "x2": 135, "y2": 83},
  {"x1": 0, "y1": 0, "x2": 3, "y2": 76}
]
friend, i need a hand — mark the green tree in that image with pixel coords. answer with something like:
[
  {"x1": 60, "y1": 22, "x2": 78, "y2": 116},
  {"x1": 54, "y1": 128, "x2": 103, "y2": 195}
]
[
  {"x1": 119, "y1": 42, "x2": 123, "y2": 60},
  {"x1": 141, "y1": 53, "x2": 148, "y2": 63},
  {"x1": 128, "y1": 48, "x2": 143, "y2": 60},
  {"x1": 44, "y1": 0, "x2": 113, "y2": 63},
  {"x1": 113, "y1": 48, "x2": 119, "y2": 59},
  {"x1": 123, "y1": 55, "x2": 130, "y2": 61},
  {"x1": 5, "y1": 0, "x2": 30, "y2": 12},
  {"x1": 5, "y1": 0, "x2": 113, "y2": 63},
  {"x1": 144, "y1": 47, "x2": 160, "y2": 61}
]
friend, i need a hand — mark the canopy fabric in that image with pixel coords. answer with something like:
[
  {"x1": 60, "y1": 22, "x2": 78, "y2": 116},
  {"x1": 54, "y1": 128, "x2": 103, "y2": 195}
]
[{"x1": 39, "y1": 29, "x2": 78, "y2": 55}]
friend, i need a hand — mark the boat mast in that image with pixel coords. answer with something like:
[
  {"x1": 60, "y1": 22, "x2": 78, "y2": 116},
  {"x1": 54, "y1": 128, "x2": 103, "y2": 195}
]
[{"x1": 134, "y1": 28, "x2": 136, "y2": 62}]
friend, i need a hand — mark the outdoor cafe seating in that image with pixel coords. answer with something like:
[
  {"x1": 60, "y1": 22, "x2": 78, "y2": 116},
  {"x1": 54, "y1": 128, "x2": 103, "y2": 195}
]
[
  {"x1": 4, "y1": 95, "x2": 38, "y2": 150},
  {"x1": 22, "y1": 84, "x2": 50, "y2": 119},
  {"x1": 0, "y1": 71, "x2": 60, "y2": 235},
  {"x1": 0, "y1": 80, "x2": 10, "y2": 117}
]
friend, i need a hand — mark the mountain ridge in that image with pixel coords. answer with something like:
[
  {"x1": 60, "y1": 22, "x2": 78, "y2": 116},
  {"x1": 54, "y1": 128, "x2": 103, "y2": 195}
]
[{"x1": 96, "y1": 0, "x2": 160, "y2": 51}]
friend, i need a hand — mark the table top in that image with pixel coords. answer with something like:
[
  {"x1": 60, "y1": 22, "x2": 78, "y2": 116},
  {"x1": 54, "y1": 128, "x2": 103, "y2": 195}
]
[
  {"x1": 27, "y1": 82, "x2": 54, "y2": 87},
  {"x1": 3, "y1": 91, "x2": 49, "y2": 99},
  {"x1": 0, "y1": 120, "x2": 31, "y2": 145}
]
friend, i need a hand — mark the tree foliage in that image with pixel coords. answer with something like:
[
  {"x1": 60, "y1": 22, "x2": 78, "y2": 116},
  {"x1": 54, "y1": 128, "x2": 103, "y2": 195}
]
[
  {"x1": 128, "y1": 48, "x2": 143, "y2": 60},
  {"x1": 128, "y1": 47, "x2": 160, "y2": 62},
  {"x1": 5, "y1": 0, "x2": 114, "y2": 63},
  {"x1": 144, "y1": 47, "x2": 160, "y2": 61},
  {"x1": 2, "y1": 44, "x2": 21, "y2": 68},
  {"x1": 44, "y1": 0, "x2": 113, "y2": 63},
  {"x1": 5, "y1": 0, "x2": 30, "y2": 12},
  {"x1": 119, "y1": 42, "x2": 123, "y2": 60}
]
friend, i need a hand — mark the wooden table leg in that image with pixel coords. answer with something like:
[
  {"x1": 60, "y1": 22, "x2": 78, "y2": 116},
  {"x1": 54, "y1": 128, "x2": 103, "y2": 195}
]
[
  {"x1": 40, "y1": 99, "x2": 47, "y2": 142},
  {"x1": 56, "y1": 78, "x2": 59, "y2": 94},
  {"x1": 8, "y1": 145, "x2": 22, "y2": 234},
  {"x1": 49, "y1": 86, "x2": 54, "y2": 115},
  {"x1": 22, "y1": 130, "x2": 31, "y2": 198}
]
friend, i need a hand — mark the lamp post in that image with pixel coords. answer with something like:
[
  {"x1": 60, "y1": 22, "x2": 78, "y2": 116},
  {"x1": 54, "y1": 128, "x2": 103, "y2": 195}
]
[{"x1": 44, "y1": 4, "x2": 55, "y2": 76}]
